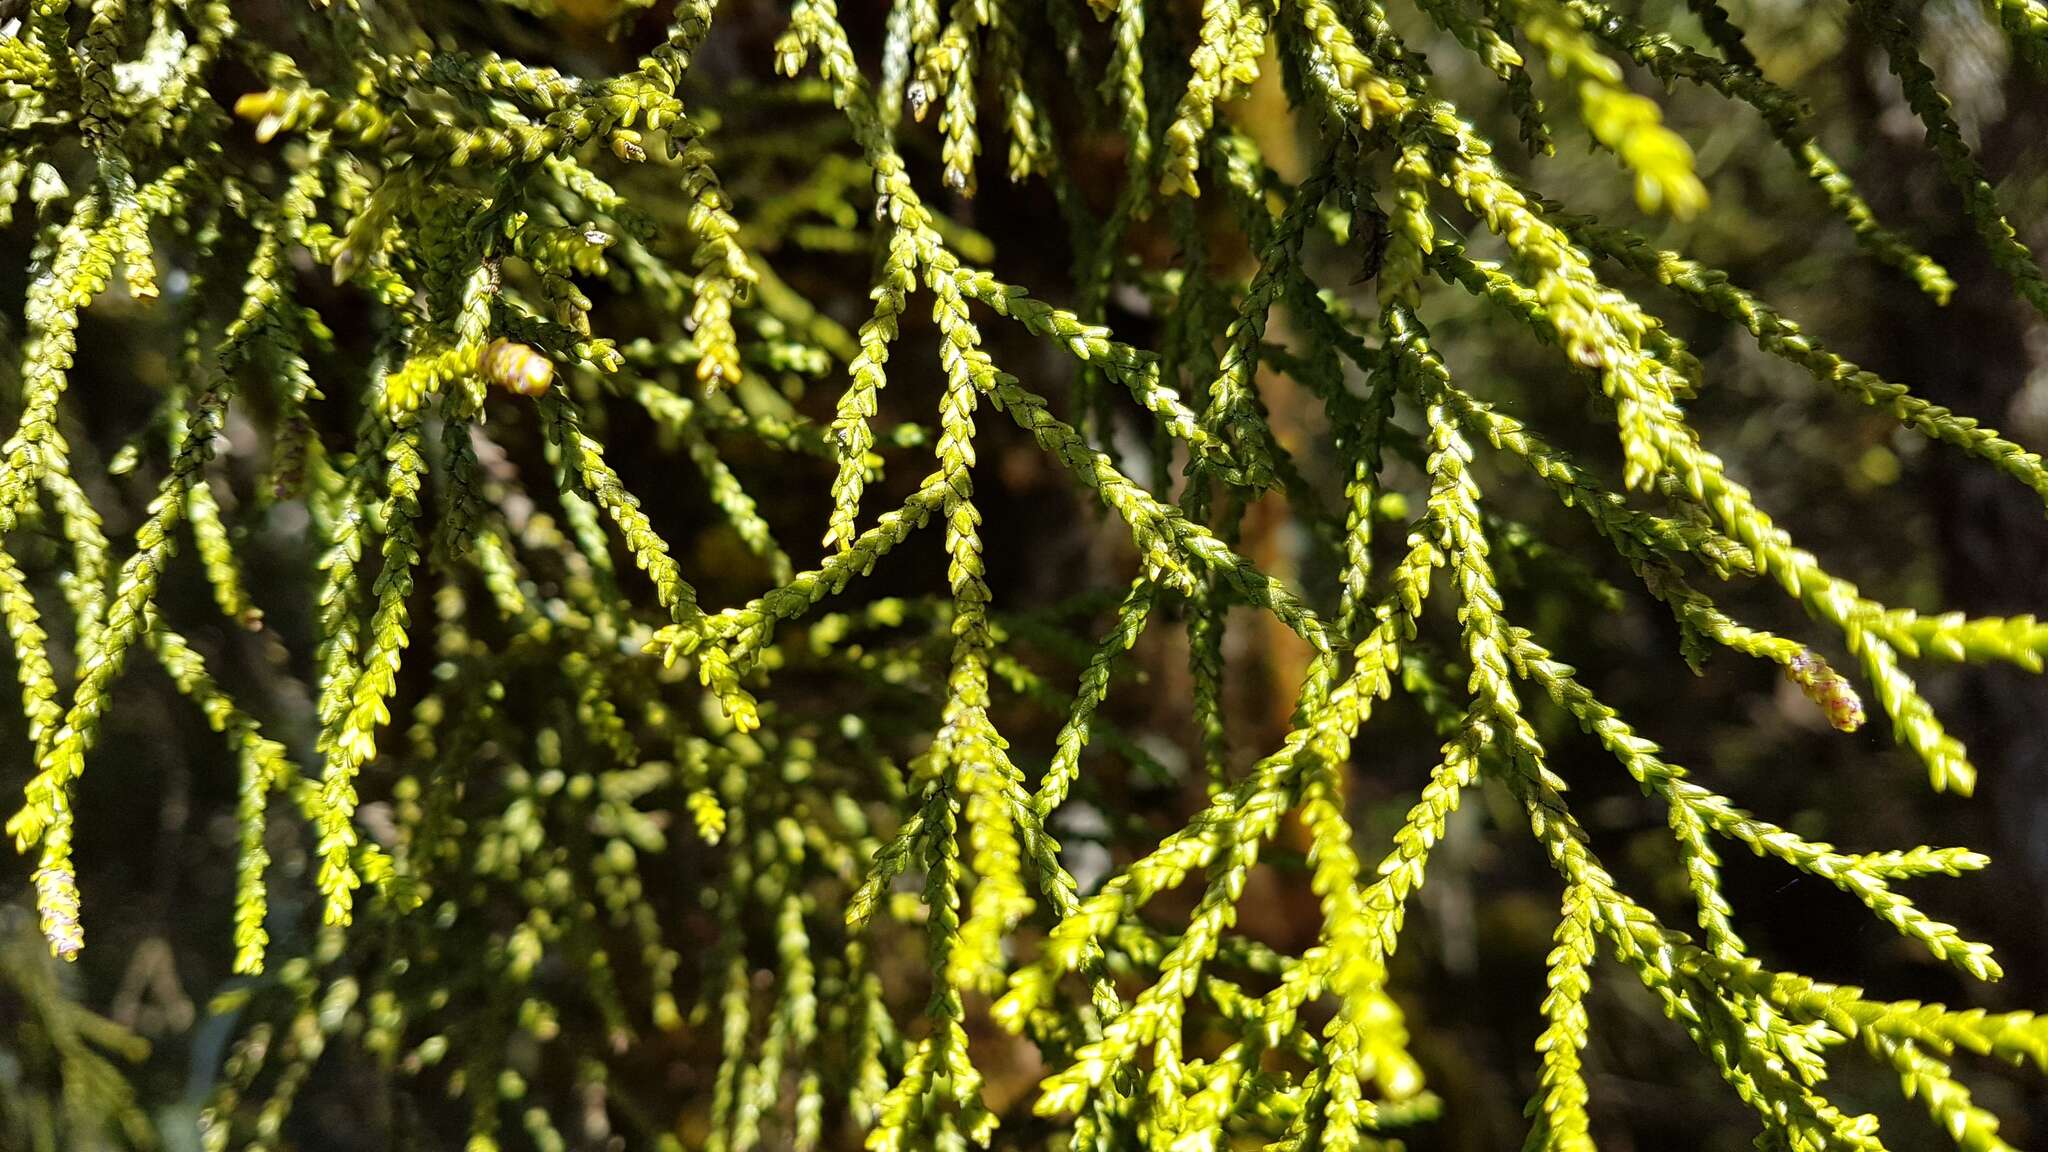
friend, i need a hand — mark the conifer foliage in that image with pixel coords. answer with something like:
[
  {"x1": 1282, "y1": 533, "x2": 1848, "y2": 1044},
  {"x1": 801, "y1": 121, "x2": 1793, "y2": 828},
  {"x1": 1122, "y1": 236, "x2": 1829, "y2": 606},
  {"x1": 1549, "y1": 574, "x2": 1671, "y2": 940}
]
[{"x1": 4, "y1": 0, "x2": 2048, "y2": 1148}]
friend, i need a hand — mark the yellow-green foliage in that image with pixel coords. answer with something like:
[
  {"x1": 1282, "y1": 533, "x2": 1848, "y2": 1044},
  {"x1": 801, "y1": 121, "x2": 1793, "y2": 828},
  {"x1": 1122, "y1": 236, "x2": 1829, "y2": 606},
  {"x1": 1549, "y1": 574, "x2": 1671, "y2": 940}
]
[
  {"x1": 3, "y1": 1, "x2": 2048, "y2": 1150},
  {"x1": 0, "y1": 910, "x2": 154, "y2": 1151}
]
